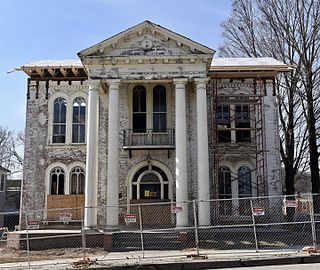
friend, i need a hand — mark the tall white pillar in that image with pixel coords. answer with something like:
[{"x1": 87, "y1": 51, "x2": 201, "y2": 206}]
[
  {"x1": 195, "y1": 78, "x2": 211, "y2": 226},
  {"x1": 84, "y1": 80, "x2": 100, "y2": 228},
  {"x1": 106, "y1": 80, "x2": 121, "y2": 227},
  {"x1": 173, "y1": 78, "x2": 189, "y2": 227}
]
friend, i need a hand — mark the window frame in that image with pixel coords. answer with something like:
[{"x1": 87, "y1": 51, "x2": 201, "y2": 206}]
[
  {"x1": 129, "y1": 83, "x2": 171, "y2": 133},
  {"x1": 48, "y1": 92, "x2": 88, "y2": 145}
]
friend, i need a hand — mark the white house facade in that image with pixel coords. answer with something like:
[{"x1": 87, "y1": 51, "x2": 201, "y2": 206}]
[{"x1": 18, "y1": 21, "x2": 292, "y2": 228}]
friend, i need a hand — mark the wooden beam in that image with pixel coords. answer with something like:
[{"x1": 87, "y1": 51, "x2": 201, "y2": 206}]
[
  {"x1": 35, "y1": 67, "x2": 44, "y2": 77},
  {"x1": 71, "y1": 66, "x2": 78, "y2": 77},
  {"x1": 47, "y1": 67, "x2": 55, "y2": 77},
  {"x1": 22, "y1": 67, "x2": 32, "y2": 76},
  {"x1": 59, "y1": 67, "x2": 67, "y2": 77}
]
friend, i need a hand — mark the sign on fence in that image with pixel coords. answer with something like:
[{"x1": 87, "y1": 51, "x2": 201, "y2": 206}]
[
  {"x1": 59, "y1": 213, "x2": 72, "y2": 222},
  {"x1": 171, "y1": 206, "x2": 183, "y2": 213},
  {"x1": 253, "y1": 207, "x2": 265, "y2": 216},
  {"x1": 125, "y1": 214, "x2": 137, "y2": 223},
  {"x1": 284, "y1": 199, "x2": 297, "y2": 208},
  {"x1": 27, "y1": 220, "x2": 39, "y2": 230}
]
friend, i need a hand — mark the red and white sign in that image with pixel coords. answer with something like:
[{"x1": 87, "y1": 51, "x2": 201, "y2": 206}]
[
  {"x1": 284, "y1": 200, "x2": 297, "y2": 208},
  {"x1": 125, "y1": 214, "x2": 137, "y2": 223},
  {"x1": 171, "y1": 206, "x2": 183, "y2": 214},
  {"x1": 27, "y1": 220, "x2": 39, "y2": 230},
  {"x1": 253, "y1": 207, "x2": 265, "y2": 216},
  {"x1": 59, "y1": 213, "x2": 72, "y2": 222}
]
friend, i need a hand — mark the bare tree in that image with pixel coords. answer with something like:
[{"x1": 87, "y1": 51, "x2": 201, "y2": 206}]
[
  {"x1": 0, "y1": 126, "x2": 24, "y2": 176},
  {"x1": 219, "y1": 0, "x2": 320, "y2": 194}
]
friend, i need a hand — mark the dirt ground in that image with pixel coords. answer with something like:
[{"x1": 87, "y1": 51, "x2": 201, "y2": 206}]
[{"x1": 0, "y1": 247, "x2": 107, "y2": 264}]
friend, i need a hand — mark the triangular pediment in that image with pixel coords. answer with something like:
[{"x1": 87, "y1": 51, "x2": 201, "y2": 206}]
[{"x1": 78, "y1": 20, "x2": 214, "y2": 59}]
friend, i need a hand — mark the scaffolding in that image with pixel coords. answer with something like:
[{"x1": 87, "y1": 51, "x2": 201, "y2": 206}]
[{"x1": 211, "y1": 78, "x2": 268, "y2": 202}]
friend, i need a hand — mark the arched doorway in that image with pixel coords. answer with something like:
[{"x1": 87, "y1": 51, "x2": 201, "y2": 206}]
[{"x1": 128, "y1": 162, "x2": 173, "y2": 226}]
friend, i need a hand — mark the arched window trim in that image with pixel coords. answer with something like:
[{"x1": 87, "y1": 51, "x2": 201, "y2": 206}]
[{"x1": 131, "y1": 166, "x2": 169, "y2": 200}]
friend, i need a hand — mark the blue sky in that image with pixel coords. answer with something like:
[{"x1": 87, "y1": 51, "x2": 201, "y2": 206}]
[{"x1": 0, "y1": 0, "x2": 232, "y2": 132}]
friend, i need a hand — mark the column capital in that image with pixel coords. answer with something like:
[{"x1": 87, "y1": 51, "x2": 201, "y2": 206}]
[
  {"x1": 173, "y1": 78, "x2": 188, "y2": 86},
  {"x1": 86, "y1": 80, "x2": 101, "y2": 91},
  {"x1": 194, "y1": 77, "x2": 210, "y2": 87},
  {"x1": 105, "y1": 79, "x2": 121, "y2": 87}
]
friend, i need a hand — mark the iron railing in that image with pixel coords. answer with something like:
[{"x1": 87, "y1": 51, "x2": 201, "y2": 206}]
[{"x1": 123, "y1": 129, "x2": 175, "y2": 147}]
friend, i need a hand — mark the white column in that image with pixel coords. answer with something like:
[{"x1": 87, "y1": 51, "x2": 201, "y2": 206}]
[
  {"x1": 173, "y1": 78, "x2": 189, "y2": 227},
  {"x1": 84, "y1": 80, "x2": 100, "y2": 228},
  {"x1": 106, "y1": 80, "x2": 121, "y2": 227},
  {"x1": 195, "y1": 78, "x2": 211, "y2": 226}
]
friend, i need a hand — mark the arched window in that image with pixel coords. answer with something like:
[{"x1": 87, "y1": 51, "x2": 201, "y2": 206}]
[
  {"x1": 72, "y1": 97, "x2": 86, "y2": 143},
  {"x1": 70, "y1": 167, "x2": 85, "y2": 194},
  {"x1": 50, "y1": 167, "x2": 65, "y2": 195},
  {"x1": 153, "y1": 85, "x2": 166, "y2": 132},
  {"x1": 238, "y1": 166, "x2": 252, "y2": 197},
  {"x1": 131, "y1": 166, "x2": 169, "y2": 200},
  {"x1": 132, "y1": 85, "x2": 146, "y2": 132},
  {"x1": 218, "y1": 166, "x2": 232, "y2": 215},
  {"x1": 53, "y1": 97, "x2": 67, "y2": 143}
]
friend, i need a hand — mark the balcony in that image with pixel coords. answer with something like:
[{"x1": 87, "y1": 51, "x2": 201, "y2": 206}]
[{"x1": 123, "y1": 129, "x2": 175, "y2": 157}]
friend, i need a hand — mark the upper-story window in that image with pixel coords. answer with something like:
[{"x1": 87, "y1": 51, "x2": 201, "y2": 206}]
[
  {"x1": 132, "y1": 85, "x2": 147, "y2": 132},
  {"x1": 50, "y1": 167, "x2": 65, "y2": 195},
  {"x1": 53, "y1": 97, "x2": 67, "y2": 143},
  {"x1": 217, "y1": 105, "x2": 231, "y2": 142},
  {"x1": 0, "y1": 174, "x2": 5, "y2": 192},
  {"x1": 70, "y1": 167, "x2": 85, "y2": 194},
  {"x1": 216, "y1": 103, "x2": 251, "y2": 143},
  {"x1": 72, "y1": 97, "x2": 86, "y2": 143},
  {"x1": 235, "y1": 105, "x2": 251, "y2": 142},
  {"x1": 153, "y1": 85, "x2": 167, "y2": 132}
]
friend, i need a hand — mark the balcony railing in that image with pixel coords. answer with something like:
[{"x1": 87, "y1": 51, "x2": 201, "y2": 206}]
[{"x1": 123, "y1": 129, "x2": 175, "y2": 148}]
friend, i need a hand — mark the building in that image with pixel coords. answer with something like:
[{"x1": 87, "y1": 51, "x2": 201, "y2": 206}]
[{"x1": 17, "y1": 21, "x2": 291, "y2": 228}]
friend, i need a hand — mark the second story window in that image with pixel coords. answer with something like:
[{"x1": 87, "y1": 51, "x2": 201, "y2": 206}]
[
  {"x1": 235, "y1": 104, "x2": 251, "y2": 142},
  {"x1": 53, "y1": 97, "x2": 67, "y2": 143},
  {"x1": 153, "y1": 85, "x2": 167, "y2": 132},
  {"x1": 217, "y1": 105, "x2": 231, "y2": 142},
  {"x1": 0, "y1": 174, "x2": 5, "y2": 192},
  {"x1": 72, "y1": 97, "x2": 86, "y2": 143},
  {"x1": 132, "y1": 85, "x2": 146, "y2": 132}
]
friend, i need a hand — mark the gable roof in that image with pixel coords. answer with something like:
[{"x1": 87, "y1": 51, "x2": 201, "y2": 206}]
[
  {"x1": 0, "y1": 166, "x2": 11, "y2": 173},
  {"x1": 78, "y1": 20, "x2": 214, "y2": 58}
]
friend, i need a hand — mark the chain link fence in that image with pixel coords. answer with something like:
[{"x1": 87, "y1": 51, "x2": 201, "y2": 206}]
[{"x1": 0, "y1": 193, "x2": 319, "y2": 269}]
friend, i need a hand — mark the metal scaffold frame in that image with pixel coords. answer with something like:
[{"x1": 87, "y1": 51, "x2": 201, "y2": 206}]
[{"x1": 210, "y1": 77, "x2": 268, "y2": 202}]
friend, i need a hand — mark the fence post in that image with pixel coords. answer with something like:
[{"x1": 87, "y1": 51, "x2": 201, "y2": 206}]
[
  {"x1": 250, "y1": 198, "x2": 259, "y2": 252},
  {"x1": 193, "y1": 199, "x2": 200, "y2": 256},
  {"x1": 81, "y1": 206, "x2": 87, "y2": 261},
  {"x1": 24, "y1": 209, "x2": 31, "y2": 268},
  {"x1": 138, "y1": 205, "x2": 145, "y2": 258},
  {"x1": 309, "y1": 193, "x2": 317, "y2": 250}
]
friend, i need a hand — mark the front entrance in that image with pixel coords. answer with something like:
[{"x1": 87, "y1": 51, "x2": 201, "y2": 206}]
[{"x1": 129, "y1": 164, "x2": 172, "y2": 226}]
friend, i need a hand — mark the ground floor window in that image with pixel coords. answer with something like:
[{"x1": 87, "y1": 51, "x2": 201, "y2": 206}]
[{"x1": 217, "y1": 165, "x2": 254, "y2": 216}]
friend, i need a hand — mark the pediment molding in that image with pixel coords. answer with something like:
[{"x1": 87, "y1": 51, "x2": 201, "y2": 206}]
[{"x1": 78, "y1": 21, "x2": 214, "y2": 60}]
